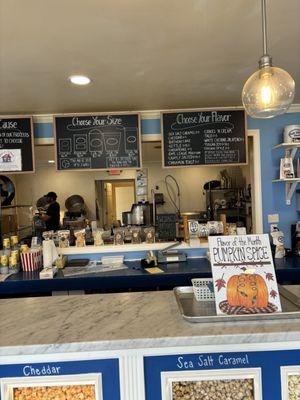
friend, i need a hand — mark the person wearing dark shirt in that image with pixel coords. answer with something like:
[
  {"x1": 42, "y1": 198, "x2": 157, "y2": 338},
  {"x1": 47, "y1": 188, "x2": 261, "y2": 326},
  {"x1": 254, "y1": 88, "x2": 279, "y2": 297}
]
[{"x1": 40, "y1": 192, "x2": 60, "y2": 231}]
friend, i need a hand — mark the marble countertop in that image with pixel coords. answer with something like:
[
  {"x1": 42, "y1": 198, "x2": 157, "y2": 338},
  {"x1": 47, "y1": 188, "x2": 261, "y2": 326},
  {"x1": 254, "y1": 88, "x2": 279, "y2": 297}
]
[{"x1": 0, "y1": 286, "x2": 299, "y2": 357}]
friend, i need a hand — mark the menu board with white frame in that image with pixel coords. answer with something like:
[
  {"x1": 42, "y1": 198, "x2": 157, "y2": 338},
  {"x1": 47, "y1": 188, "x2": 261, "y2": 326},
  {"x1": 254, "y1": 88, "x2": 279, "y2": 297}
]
[
  {"x1": 209, "y1": 234, "x2": 282, "y2": 315},
  {"x1": 0, "y1": 116, "x2": 34, "y2": 173}
]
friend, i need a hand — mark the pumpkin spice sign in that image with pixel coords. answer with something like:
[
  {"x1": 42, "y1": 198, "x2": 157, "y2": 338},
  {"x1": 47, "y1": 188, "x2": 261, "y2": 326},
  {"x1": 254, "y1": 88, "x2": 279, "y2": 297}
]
[{"x1": 208, "y1": 234, "x2": 282, "y2": 315}]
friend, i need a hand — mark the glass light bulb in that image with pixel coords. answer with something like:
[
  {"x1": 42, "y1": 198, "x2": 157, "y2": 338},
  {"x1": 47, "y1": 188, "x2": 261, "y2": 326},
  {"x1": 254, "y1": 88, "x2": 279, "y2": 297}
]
[
  {"x1": 242, "y1": 66, "x2": 295, "y2": 118},
  {"x1": 261, "y1": 85, "x2": 272, "y2": 105}
]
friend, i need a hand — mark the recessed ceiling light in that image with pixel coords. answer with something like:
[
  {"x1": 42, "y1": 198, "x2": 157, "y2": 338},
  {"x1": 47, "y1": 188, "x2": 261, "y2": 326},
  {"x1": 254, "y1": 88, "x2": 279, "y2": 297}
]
[
  {"x1": 68, "y1": 75, "x2": 91, "y2": 85},
  {"x1": 48, "y1": 160, "x2": 55, "y2": 164}
]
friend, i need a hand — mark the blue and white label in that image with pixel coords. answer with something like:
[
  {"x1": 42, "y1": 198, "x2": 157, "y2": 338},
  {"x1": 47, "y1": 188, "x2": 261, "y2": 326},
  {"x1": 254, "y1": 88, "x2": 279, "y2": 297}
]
[
  {"x1": 0, "y1": 358, "x2": 120, "y2": 400},
  {"x1": 144, "y1": 348, "x2": 300, "y2": 400}
]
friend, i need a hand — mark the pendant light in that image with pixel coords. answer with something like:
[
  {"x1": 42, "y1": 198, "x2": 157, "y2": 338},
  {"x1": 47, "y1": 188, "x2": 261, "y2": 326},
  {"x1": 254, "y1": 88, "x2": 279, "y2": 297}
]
[{"x1": 242, "y1": 0, "x2": 295, "y2": 119}]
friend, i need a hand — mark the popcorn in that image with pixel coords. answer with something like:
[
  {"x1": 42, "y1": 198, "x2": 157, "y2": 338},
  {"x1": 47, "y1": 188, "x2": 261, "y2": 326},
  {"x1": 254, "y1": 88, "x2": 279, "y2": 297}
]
[
  {"x1": 13, "y1": 384, "x2": 96, "y2": 400},
  {"x1": 288, "y1": 374, "x2": 300, "y2": 400},
  {"x1": 172, "y1": 378, "x2": 254, "y2": 400}
]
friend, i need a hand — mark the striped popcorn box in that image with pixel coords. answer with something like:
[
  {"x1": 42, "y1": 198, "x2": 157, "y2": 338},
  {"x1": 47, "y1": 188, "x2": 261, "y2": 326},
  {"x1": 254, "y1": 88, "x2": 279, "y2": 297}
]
[{"x1": 21, "y1": 249, "x2": 43, "y2": 272}]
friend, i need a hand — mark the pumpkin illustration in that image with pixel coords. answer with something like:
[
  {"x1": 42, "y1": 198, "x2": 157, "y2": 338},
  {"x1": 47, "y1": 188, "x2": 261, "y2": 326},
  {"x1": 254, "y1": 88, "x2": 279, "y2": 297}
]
[{"x1": 227, "y1": 273, "x2": 268, "y2": 308}]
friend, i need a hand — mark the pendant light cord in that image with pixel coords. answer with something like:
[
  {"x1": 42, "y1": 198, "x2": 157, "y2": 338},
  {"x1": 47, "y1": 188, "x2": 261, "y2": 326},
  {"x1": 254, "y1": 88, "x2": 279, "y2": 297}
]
[{"x1": 261, "y1": 0, "x2": 268, "y2": 55}]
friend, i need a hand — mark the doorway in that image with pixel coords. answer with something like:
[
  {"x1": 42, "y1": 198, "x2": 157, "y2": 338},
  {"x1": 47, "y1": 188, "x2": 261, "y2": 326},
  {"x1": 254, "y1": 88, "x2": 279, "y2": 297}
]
[
  {"x1": 247, "y1": 129, "x2": 263, "y2": 233},
  {"x1": 95, "y1": 180, "x2": 135, "y2": 228}
]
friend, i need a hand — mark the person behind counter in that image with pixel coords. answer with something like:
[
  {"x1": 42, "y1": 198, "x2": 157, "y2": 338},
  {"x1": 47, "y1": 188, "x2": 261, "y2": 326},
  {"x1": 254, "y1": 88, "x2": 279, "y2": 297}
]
[{"x1": 39, "y1": 191, "x2": 60, "y2": 231}]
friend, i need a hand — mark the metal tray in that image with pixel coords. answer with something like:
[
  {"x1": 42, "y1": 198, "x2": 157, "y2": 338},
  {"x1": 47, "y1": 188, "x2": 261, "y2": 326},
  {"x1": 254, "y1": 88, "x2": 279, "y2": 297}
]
[{"x1": 174, "y1": 285, "x2": 300, "y2": 323}]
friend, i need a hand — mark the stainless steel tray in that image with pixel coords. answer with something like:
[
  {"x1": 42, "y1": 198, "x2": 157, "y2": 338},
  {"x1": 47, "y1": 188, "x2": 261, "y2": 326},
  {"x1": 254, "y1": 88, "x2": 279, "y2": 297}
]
[{"x1": 174, "y1": 285, "x2": 300, "y2": 323}]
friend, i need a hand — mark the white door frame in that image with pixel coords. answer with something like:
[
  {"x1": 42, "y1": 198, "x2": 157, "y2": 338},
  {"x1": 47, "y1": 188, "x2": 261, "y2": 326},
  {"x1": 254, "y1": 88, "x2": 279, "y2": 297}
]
[{"x1": 247, "y1": 129, "x2": 263, "y2": 233}]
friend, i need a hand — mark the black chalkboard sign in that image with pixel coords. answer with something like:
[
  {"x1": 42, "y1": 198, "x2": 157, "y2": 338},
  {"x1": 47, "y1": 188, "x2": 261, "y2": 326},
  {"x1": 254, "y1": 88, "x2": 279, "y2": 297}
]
[
  {"x1": 0, "y1": 116, "x2": 34, "y2": 173},
  {"x1": 156, "y1": 214, "x2": 177, "y2": 241},
  {"x1": 54, "y1": 113, "x2": 141, "y2": 171},
  {"x1": 162, "y1": 110, "x2": 247, "y2": 167}
]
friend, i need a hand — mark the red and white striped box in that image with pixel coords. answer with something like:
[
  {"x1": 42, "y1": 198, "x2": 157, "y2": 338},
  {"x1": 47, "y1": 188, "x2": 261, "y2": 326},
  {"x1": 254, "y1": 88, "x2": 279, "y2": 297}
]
[{"x1": 20, "y1": 249, "x2": 43, "y2": 272}]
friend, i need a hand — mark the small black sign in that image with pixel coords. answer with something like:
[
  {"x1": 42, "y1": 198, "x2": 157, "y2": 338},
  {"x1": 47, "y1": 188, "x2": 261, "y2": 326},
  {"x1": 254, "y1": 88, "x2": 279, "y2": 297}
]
[
  {"x1": 162, "y1": 110, "x2": 247, "y2": 167},
  {"x1": 0, "y1": 116, "x2": 34, "y2": 173},
  {"x1": 54, "y1": 113, "x2": 141, "y2": 171}
]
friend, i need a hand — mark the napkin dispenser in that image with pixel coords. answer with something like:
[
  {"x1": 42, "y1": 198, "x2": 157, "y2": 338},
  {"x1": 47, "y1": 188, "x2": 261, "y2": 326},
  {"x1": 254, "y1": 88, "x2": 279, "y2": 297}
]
[
  {"x1": 157, "y1": 242, "x2": 187, "y2": 263},
  {"x1": 157, "y1": 250, "x2": 187, "y2": 263}
]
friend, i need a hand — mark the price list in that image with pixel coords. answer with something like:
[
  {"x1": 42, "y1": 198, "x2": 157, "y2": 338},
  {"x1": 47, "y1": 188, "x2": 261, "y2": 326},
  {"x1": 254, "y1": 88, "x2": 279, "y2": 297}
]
[{"x1": 162, "y1": 110, "x2": 246, "y2": 167}]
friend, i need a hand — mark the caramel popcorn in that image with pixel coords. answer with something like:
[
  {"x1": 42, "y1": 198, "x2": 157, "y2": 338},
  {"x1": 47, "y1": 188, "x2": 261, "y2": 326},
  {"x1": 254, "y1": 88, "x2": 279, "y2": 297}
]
[
  {"x1": 288, "y1": 375, "x2": 300, "y2": 400},
  {"x1": 172, "y1": 378, "x2": 255, "y2": 400},
  {"x1": 13, "y1": 384, "x2": 96, "y2": 400}
]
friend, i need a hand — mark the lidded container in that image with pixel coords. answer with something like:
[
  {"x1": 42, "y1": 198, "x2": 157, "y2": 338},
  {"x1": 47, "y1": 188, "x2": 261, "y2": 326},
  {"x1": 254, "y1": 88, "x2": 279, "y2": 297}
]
[
  {"x1": 0, "y1": 254, "x2": 9, "y2": 274},
  {"x1": 2, "y1": 238, "x2": 11, "y2": 256},
  {"x1": 283, "y1": 125, "x2": 300, "y2": 143},
  {"x1": 10, "y1": 235, "x2": 19, "y2": 250},
  {"x1": 9, "y1": 253, "x2": 20, "y2": 273}
]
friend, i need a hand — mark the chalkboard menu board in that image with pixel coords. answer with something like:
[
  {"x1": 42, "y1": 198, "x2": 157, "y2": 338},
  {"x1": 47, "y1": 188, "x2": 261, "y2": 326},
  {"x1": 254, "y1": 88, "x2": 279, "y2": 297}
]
[
  {"x1": 0, "y1": 116, "x2": 34, "y2": 173},
  {"x1": 54, "y1": 113, "x2": 141, "y2": 171},
  {"x1": 162, "y1": 110, "x2": 247, "y2": 167}
]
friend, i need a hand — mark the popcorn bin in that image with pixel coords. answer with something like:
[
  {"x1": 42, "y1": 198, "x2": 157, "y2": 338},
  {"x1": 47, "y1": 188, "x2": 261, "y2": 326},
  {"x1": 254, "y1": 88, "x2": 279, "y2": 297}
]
[
  {"x1": 20, "y1": 249, "x2": 43, "y2": 272},
  {"x1": 280, "y1": 365, "x2": 300, "y2": 400},
  {"x1": 1, "y1": 373, "x2": 102, "y2": 400},
  {"x1": 161, "y1": 368, "x2": 261, "y2": 400}
]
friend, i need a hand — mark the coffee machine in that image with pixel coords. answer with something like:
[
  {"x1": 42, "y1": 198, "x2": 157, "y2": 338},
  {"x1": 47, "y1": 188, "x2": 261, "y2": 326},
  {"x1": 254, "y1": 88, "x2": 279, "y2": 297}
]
[{"x1": 122, "y1": 202, "x2": 153, "y2": 226}]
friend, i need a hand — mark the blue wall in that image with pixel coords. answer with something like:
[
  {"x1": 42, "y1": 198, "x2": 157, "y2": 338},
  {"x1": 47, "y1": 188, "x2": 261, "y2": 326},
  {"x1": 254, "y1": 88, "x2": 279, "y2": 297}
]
[
  {"x1": 33, "y1": 111, "x2": 300, "y2": 249},
  {"x1": 248, "y1": 112, "x2": 300, "y2": 248}
]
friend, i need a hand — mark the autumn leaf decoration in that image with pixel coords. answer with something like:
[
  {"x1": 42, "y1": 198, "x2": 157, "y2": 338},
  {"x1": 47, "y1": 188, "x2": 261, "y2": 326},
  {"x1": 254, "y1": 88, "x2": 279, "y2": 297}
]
[
  {"x1": 265, "y1": 272, "x2": 274, "y2": 281},
  {"x1": 270, "y1": 289, "x2": 278, "y2": 299},
  {"x1": 215, "y1": 274, "x2": 226, "y2": 292}
]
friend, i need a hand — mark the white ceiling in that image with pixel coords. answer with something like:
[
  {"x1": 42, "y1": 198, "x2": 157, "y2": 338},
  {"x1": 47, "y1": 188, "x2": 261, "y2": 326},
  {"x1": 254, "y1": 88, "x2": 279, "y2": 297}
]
[{"x1": 0, "y1": 0, "x2": 299, "y2": 114}]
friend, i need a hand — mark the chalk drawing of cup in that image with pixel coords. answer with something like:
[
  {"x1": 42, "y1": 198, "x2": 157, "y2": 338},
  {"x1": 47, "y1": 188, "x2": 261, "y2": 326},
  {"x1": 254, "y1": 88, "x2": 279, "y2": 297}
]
[
  {"x1": 59, "y1": 138, "x2": 72, "y2": 153},
  {"x1": 103, "y1": 131, "x2": 121, "y2": 153},
  {"x1": 89, "y1": 129, "x2": 103, "y2": 153},
  {"x1": 125, "y1": 128, "x2": 138, "y2": 152},
  {"x1": 74, "y1": 134, "x2": 88, "y2": 152}
]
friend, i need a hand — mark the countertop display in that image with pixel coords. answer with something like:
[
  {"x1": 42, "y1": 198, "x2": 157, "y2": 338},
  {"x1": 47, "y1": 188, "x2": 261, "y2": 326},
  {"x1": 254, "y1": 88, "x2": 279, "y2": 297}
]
[
  {"x1": 0, "y1": 285, "x2": 300, "y2": 356},
  {"x1": 1, "y1": 256, "x2": 300, "y2": 296},
  {"x1": 0, "y1": 259, "x2": 211, "y2": 296},
  {"x1": 57, "y1": 241, "x2": 209, "y2": 255},
  {"x1": 0, "y1": 287, "x2": 299, "y2": 400}
]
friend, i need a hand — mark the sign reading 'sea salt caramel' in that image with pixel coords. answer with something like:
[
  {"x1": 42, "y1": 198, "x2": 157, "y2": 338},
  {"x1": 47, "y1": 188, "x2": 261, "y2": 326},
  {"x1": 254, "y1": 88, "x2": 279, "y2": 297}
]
[
  {"x1": 0, "y1": 116, "x2": 34, "y2": 173},
  {"x1": 54, "y1": 113, "x2": 141, "y2": 171},
  {"x1": 209, "y1": 234, "x2": 282, "y2": 315},
  {"x1": 162, "y1": 110, "x2": 246, "y2": 167}
]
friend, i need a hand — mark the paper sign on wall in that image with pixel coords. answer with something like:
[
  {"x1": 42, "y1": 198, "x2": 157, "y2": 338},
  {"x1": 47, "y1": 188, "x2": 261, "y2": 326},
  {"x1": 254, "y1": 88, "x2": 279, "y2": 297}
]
[
  {"x1": 209, "y1": 234, "x2": 282, "y2": 315},
  {"x1": 0, "y1": 149, "x2": 22, "y2": 171}
]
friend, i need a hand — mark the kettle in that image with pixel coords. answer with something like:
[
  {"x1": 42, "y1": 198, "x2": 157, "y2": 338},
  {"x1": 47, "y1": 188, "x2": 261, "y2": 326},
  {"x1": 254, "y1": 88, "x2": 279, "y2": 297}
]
[
  {"x1": 131, "y1": 203, "x2": 144, "y2": 225},
  {"x1": 130, "y1": 202, "x2": 153, "y2": 225}
]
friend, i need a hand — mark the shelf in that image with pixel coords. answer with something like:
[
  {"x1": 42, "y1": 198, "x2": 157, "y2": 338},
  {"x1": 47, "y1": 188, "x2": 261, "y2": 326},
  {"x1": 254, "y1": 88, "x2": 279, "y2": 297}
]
[
  {"x1": 273, "y1": 143, "x2": 300, "y2": 149},
  {"x1": 57, "y1": 241, "x2": 209, "y2": 256},
  {"x1": 2, "y1": 205, "x2": 32, "y2": 209},
  {"x1": 272, "y1": 178, "x2": 300, "y2": 205},
  {"x1": 273, "y1": 143, "x2": 300, "y2": 159},
  {"x1": 272, "y1": 144, "x2": 300, "y2": 204},
  {"x1": 272, "y1": 178, "x2": 300, "y2": 182}
]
